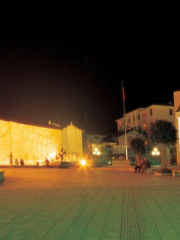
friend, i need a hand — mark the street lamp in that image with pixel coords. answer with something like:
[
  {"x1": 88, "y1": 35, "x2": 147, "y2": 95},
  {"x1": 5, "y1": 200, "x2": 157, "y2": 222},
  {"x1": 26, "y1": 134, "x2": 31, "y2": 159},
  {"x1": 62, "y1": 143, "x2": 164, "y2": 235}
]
[
  {"x1": 151, "y1": 147, "x2": 160, "y2": 156},
  {"x1": 48, "y1": 120, "x2": 60, "y2": 128},
  {"x1": 93, "y1": 148, "x2": 101, "y2": 156}
]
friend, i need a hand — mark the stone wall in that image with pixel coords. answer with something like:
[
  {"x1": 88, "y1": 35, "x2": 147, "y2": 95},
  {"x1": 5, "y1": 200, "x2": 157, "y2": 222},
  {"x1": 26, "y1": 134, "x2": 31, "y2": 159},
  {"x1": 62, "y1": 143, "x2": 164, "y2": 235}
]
[{"x1": 0, "y1": 119, "x2": 61, "y2": 165}]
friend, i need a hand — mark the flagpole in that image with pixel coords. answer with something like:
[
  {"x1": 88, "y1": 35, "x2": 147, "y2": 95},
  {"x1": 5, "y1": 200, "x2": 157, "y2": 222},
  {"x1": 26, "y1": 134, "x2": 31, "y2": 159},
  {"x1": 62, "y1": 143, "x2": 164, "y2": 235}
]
[{"x1": 122, "y1": 81, "x2": 128, "y2": 160}]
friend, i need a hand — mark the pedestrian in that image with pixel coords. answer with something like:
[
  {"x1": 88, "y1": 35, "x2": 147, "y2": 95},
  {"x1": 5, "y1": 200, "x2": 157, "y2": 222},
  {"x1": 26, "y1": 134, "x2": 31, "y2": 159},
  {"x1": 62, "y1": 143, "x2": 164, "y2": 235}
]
[
  {"x1": 20, "y1": 158, "x2": 24, "y2": 166},
  {"x1": 134, "y1": 158, "x2": 143, "y2": 173},
  {"x1": 14, "y1": 158, "x2": 18, "y2": 165},
  {"x1": 59, "y1": 148, "x2": 65, "y2": 162},
  {"x1": 9, "y1": 152, "x2": 13, "y2": 168},
  {"x1": 45, "y1": 158, "x2": 49, "y2": 167}
]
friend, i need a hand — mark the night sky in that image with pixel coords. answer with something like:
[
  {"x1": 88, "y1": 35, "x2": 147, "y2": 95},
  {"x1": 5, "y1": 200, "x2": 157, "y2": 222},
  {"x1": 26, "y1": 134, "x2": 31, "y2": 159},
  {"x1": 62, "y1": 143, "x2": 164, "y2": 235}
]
[{"x1": 0, "y1": 21, "x2": 179, "y2": 134}]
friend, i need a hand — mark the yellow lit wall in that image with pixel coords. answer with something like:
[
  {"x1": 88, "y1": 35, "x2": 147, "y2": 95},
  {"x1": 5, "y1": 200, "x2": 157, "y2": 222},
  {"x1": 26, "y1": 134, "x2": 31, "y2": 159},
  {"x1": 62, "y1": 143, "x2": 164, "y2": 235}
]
[
  {"x1": 0, "y1": 119, "x2": 61, "y2": 165},
  {"x1": 62, "y1": 122, "x2": 83, "y2": 156}
]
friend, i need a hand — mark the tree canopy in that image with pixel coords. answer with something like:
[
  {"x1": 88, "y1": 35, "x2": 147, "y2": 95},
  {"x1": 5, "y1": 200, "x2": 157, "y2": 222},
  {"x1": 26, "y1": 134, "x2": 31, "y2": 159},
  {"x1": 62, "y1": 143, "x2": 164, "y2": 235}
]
[
  {"x1": 130, "y1": 137, "x2": 145, "y2": 156},
  {"x1": 148, "y1": 120, "x2": 178, "y2": 147}
]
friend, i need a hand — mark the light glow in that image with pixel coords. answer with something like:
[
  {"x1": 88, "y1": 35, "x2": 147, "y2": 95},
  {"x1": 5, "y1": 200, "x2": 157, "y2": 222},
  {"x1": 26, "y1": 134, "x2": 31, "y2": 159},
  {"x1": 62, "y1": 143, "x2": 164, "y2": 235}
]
[
  {"x1": 80, "y1": 159, "x2": 86, "y2": 166},
  {"x1": 47, "y1": 152, "x2": 56, "y2": 161},
  {"x1": 151, "y1": 147, "x2": 160, "y2": 156},
  {"x1": 93, "y1": 147, "x2": 101, "y2": 155}
]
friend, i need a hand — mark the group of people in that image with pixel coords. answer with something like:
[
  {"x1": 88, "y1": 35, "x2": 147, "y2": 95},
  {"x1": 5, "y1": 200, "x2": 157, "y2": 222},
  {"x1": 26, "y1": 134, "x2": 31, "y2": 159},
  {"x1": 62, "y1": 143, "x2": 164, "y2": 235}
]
[
  {"x1": 14, "y1": 158, "x2": 24, "y2": 166},
  {"x1": 59, "y1": 148, "x2": 67, "y2": 162},
  {"x1": 9, "y1": 152, "x2": 24, "y2": 167},
  {"x1": 134, "y1": 157, "x2": 151, "y2": 173}
]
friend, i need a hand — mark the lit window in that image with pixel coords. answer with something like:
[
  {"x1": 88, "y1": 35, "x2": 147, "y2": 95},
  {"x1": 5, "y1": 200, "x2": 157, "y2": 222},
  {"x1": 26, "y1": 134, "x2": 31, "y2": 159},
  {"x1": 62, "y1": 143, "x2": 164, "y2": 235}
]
[
  {"x1": 143, "y1": 112, "x2": 146, "y2": 118},
  {"x1": 143, "y1": 124, "x2": 147, "y2": 131},
  {"x1": 150, "y1": 109, "x2": 153, "y2": 116},
  {"x1": 170, "y1": 109, "x2": 173, "y2": 115}
]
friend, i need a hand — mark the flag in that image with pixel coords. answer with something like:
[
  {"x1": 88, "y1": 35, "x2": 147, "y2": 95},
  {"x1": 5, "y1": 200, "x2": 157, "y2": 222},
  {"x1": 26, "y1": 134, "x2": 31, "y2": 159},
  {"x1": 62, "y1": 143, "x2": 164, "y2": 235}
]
[{"x1": 122, "y1": 85, "x2": 125, "y2": 100}]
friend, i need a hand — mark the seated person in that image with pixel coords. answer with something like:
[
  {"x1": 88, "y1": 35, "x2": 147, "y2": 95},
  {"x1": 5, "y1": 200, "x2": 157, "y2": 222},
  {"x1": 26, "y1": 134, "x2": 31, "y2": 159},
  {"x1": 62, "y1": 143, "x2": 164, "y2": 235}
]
[
  {"x1": 140, "y1": 158, "x2": 151, "y2": 173},
  {"x1": 134, "y1": 158, "x2": 143, "y2": 173}
]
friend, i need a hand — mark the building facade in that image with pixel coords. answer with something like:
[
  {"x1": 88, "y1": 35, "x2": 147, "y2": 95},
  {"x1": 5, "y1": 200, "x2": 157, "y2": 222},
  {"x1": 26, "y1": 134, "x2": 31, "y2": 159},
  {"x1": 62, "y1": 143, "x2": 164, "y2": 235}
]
[
  {"x1": 116, "y1": 104, "x2": 175, "y2": 133},
  {"x1": 0, "y1": 119, "x2": 83, "y2": 165},
  {"x1": 174, "y1": 91, "x2": 180, "y2": 166}
]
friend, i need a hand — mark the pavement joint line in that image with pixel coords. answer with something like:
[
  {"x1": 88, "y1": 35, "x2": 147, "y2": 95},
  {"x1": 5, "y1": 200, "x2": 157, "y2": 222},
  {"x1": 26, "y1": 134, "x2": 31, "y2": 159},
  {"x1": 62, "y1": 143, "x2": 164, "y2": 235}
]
[{"x1": 1, "y1": 168, "x2": 180, "y2": 239}]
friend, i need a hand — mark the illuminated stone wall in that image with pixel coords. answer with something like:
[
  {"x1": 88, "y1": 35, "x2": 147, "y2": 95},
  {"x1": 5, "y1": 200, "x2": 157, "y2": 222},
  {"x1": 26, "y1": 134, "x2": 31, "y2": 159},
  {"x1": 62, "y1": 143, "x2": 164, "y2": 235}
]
[
  {"x1": 0, "y1": 119, "x2": 61, "y2": 165},
  {"x1": 62, "y1": 123, "x2": 83, "y2": 156},
  {"x1": 0, "y1": 120, "x2": 12, "y2": 164}
]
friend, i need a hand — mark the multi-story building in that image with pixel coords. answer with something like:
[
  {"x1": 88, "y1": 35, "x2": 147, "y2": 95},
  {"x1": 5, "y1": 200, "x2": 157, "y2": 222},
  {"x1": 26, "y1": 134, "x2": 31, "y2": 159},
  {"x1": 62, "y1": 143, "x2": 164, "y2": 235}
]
[
  {"x1": 116, "y1": 104, "x2": 175, "y2": 133},
  {"x1": 174, "y1": 91, "x2": 180, "y2": 165}
]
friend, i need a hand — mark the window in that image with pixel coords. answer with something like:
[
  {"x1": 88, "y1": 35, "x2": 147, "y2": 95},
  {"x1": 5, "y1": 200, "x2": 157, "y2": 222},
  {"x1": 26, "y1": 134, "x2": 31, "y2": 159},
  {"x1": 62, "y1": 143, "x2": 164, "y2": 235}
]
[
  {"x1": 119, "y1": 121, "x2": 122, "y2": 126},
  {"x1": 128, "y1": 117, "x2": 131, "y2": 123},
  {"x1": 150, "y1": 109, "x2": 153, "y2": 116},
  {"x1": 137, "y1": 126, "x2": 140, "y2": 131},
  {"x1": 137, "y1": 114, "x2": 140, "y2": 120},
  {"x1": 133, "y1": 116, "x2": 135, "y2": 121},
  {"x1": 143, "y1": 124, "x2": 147, "y2": 131},
  {"x1": 143, "y1": 112, "x2": 146, "y2": 119},
  {"x1": 170, "y1": 109, "x2": 173, "y2": 115}
]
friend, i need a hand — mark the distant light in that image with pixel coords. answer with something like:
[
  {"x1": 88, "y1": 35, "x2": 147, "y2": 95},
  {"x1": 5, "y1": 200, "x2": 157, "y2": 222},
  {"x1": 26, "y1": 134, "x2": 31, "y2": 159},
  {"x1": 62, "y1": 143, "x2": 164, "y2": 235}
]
[
  {"x1": 93, "y1": 147, "x2": 101, "y2": 155},
  {"x1": 151, "y1": 147, "x2": 160, "y2": 156},
  {"x1": 80, "y1": 160, "x2": 86, "y2": 166}
]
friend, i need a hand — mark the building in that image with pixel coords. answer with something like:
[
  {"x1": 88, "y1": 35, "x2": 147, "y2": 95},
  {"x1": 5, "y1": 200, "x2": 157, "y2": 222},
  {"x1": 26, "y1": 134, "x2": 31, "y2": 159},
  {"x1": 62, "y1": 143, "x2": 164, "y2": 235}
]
[
  {"x1": 0, "y1": 119, "x2": 83, "y2": 165},
  {"x1": 116, "y1": 104, "x2": 174, "y2": 133},
  {"x1": 174, "y1": 91, "x2": 180, "y2": 166}
]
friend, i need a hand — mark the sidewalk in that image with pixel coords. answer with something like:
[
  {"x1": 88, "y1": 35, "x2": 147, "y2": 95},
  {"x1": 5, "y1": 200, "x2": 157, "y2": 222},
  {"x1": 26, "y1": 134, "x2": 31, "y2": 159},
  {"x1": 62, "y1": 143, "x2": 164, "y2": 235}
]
[{"x1": 1, "y1": 167, "x2": 180, "y2": 239}]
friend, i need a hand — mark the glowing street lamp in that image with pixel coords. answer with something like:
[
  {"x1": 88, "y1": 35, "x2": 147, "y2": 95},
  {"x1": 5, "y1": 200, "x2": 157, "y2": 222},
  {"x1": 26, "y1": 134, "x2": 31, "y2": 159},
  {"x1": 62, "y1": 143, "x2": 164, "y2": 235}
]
[
  {"x1": 93, "y1": 148, "x2": 101, "y2": 156},
  {"x1": 151, "y1": 147, "x2": 160, "y2": 156},
  {"x1": 80, "y1": 159, "x2": 86, "y2": 166},
  {"x1": 48, "y1": 120, "x2": 60, "y2": 128}
]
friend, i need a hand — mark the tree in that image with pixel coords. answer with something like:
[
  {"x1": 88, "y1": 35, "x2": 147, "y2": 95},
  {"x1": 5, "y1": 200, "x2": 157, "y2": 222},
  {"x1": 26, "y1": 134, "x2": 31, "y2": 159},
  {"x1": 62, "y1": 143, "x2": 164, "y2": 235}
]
[
  {"x1": 129, "y1": 137, "x2": 145, "y2": 158},
  {"x1": 148, "y1": 120, "x2": 178, "y2": 170}
]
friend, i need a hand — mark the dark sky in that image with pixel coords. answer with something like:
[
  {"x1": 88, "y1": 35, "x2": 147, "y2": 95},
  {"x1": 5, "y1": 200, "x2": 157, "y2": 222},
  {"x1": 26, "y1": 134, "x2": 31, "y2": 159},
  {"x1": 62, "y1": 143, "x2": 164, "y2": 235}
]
[{"x1": 0, "y1": 21, "x2": 179, "y2": 134}]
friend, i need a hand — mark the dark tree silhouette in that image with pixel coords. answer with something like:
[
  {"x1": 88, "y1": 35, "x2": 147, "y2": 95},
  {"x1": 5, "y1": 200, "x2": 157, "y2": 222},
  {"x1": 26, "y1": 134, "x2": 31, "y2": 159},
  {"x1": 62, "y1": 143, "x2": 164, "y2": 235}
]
[
  {"x1": 148, "y1": 120, "x2": 178, "y2": 170},
  {"x1": 130, "y1": 137, "x2": 145, "y2": 158}
]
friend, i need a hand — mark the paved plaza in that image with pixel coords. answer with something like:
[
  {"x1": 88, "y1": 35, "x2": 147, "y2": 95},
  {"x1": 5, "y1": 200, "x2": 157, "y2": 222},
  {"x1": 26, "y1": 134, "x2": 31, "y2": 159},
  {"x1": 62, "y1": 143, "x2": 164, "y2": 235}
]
[{"x1": 1, "y1": 166, "x2": 180, "y2": 240}]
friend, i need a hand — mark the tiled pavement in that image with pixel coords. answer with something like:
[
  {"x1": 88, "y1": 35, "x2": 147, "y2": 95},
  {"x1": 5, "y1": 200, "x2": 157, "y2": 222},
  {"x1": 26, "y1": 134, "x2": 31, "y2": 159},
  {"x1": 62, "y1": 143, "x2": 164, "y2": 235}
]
[{"x1": 1, "y1": 167, "x2": 180, "y2": 240}]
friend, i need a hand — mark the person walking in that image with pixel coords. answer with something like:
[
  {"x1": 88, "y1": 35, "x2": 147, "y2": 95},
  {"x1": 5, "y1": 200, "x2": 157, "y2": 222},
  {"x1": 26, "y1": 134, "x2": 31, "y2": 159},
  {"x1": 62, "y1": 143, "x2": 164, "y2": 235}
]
[
  {"x1": 9, "y1": 152, "x2": 13, "y2": 168},
  {"x1": 45, "y1": 158, "x2": 49, "y2": 168},
  {"x1": 20, "y1": 158, "x2": 24, "y2": 166},
  {"x1": 14, "y1": 158, "x2": 18, "y2": 165}
]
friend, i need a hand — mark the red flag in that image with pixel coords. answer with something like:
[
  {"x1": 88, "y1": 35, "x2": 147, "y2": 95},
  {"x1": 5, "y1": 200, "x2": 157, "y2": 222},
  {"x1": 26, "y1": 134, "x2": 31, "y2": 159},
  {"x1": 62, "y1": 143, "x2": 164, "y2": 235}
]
[{"x1": 122, "y1": 86, "x2": 125, "y2": 100}]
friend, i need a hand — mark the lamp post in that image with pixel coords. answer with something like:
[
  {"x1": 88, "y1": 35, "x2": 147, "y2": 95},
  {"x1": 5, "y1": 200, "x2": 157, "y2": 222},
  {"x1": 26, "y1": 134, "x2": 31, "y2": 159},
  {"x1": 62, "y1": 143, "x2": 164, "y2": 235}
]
[
  {"x1": 151, "y1": 147, "x2": 160, "y2": 156},
  {"x1": 48, "y1": 120, "x2": 60, "y2": 128}
]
